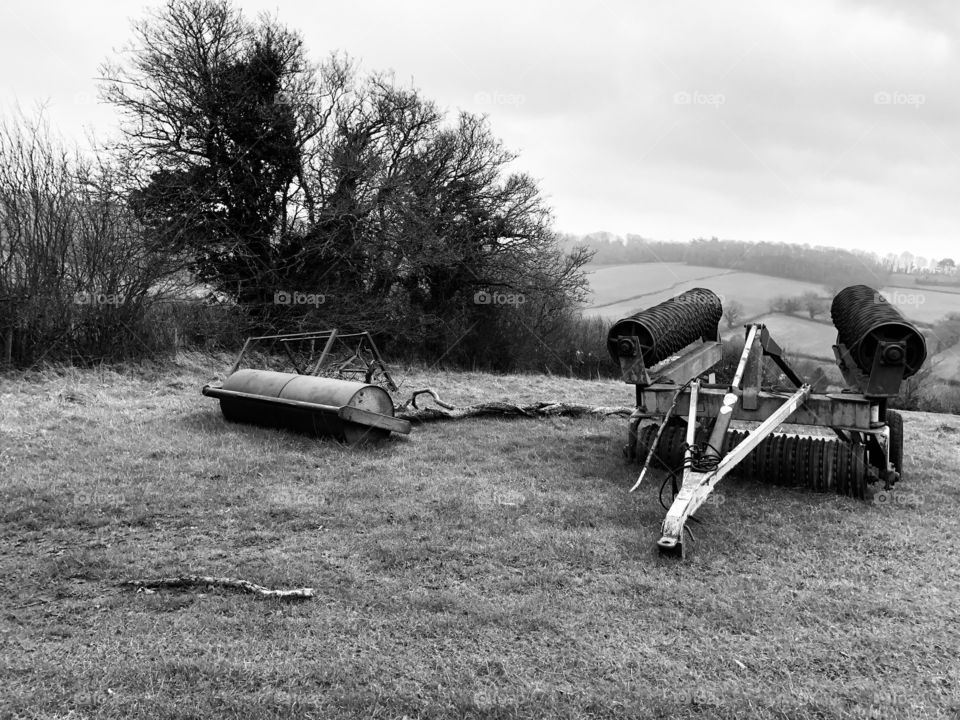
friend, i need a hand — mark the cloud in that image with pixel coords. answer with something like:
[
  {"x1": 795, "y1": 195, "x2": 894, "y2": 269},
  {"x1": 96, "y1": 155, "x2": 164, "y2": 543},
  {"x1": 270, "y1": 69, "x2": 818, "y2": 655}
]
[{"x1": 2, "y1": 0, "x2": 958, "y2": 257}]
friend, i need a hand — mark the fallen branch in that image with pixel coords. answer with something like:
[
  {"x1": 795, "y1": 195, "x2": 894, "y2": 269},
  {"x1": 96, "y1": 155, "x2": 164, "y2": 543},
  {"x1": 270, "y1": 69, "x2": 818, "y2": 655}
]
[
  {"x1": 395, "y1": 388, "x2": 633, "y2": 424},
  {"x1": 122, "y1": 575, "x2": 314, "y2": 600}
]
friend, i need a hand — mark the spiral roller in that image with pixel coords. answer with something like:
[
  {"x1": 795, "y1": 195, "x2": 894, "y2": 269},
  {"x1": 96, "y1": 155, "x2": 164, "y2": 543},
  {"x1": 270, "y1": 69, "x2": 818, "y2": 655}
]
[
  {"x1": 607, "y1": 288, "x2": 723, "y2": 366},
  {"x1": 830, "y1": 285, "x2": 927, "y2": 379}
]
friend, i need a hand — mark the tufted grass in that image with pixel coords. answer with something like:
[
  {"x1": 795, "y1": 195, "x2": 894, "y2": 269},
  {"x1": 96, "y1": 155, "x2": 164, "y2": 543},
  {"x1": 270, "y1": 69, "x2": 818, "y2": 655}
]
[{"x1": 1, "y1": 354, "x2": 959, "y2": 719}]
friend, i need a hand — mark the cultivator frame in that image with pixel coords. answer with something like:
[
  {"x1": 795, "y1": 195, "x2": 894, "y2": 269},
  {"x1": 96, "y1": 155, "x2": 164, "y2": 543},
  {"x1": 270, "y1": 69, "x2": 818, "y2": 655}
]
[{"x1": 610, "y1": 285, "x2": 924, "y2": 558}]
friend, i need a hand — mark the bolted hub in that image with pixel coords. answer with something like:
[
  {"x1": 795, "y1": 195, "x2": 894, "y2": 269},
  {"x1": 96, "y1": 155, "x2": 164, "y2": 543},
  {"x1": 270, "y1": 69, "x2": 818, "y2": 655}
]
[
  {"x1": 880, "y1": 342, "x2": 905, "y2": 364},
  {"x1": 617, "y1": 337, "x2": 638, "y2": 357}
]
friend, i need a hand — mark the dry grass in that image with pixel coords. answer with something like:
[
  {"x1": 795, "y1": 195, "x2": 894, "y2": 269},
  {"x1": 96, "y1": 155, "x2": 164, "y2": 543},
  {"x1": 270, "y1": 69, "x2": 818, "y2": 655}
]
[{"x1": 2, "y1": 354, "x2": 960, "y2": 719}]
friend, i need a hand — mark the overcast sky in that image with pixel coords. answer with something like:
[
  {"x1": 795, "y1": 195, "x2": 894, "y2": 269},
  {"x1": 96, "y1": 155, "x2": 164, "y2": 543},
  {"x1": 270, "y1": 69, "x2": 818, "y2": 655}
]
[{"x1": 2, "y1": 0, "x2": 958, "y2": 260}]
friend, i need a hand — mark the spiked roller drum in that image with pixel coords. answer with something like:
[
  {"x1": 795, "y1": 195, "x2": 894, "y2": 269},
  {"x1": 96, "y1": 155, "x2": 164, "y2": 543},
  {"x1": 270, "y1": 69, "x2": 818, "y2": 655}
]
[
  {"x1": 631, "y1": 424, "x2": 871, "y2": 499},
  {"x1": 830, "y1": 285, "x2": 927, "y2": 378},
  {"x1": 607, "y1": 288, "x2": 723, "y2": 366}
]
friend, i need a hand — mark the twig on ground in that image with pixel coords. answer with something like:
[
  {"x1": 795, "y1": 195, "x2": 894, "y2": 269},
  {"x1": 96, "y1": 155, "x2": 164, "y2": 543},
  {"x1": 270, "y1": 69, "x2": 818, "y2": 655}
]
[{"x1": 122, "y1": 575, "x2": 314, "y2": 600}]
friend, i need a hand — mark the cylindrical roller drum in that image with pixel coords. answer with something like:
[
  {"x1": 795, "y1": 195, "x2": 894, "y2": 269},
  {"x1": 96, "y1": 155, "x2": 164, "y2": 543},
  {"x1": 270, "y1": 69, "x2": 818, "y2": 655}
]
[
  {"x1": 830, "y1": 285, "x2": 927, "y2": 378},
  {"x1": 217, "y1": 369, "x2": 395, "y2": 443},
  {"x1": 607, "y1": 288, "x2": 723, "y2": 366},
  {"x1": 631, "y1": 423, "x2": 870, "y2": 499}
]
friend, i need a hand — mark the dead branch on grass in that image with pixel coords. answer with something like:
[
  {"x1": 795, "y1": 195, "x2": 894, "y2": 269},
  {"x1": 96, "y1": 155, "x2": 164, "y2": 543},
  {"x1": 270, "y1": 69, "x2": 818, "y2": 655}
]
[{"x1": 122, "y1": 575, "x2": 314, "y2": 600}]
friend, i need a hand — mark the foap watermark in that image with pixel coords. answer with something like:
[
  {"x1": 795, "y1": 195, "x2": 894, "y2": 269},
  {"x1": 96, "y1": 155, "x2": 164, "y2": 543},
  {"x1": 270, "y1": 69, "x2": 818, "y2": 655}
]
[
  {"x1": 274, "y1": 290, "x2": 326, "y2": 306},
  {"x1": 493, "y1": 489, "x2": 527, "y2": 507},
  {"x1": 873, "y1": 490, "x2": 923, "y2": 507},
  {"x1": 673, "y1": 90, "x2": 725, "y2": 108},
  {"x1": 475, "y1": 487, "x2": 530, "y2": 510},
  {"x1": 677, "y1": 291, "x2": 726, "y2": 306},
  {"x1": 474, "y1": 289, "x2": 525, "y2": 306},
  {"x1": 268, "y1": 486, "x2": 327, "y2": 507},
  {"x1": 875, "y1": 290, "x2": 925, "y2": 307},
  {"x1": 69, "y1": 487, "x2": 150, "y2": 506},
  {"x1": 474, "y1": 91, "x2": 526, "y2": 107},
  {"x1": 874, "y1": 91, "x2": 925, "y2": 108},
  {"x1": 74, "y1": 291, "x2": 124, "y2": 306},
  {"x1": 701, "y1": 492, "x2": 726, "y2": 507}
]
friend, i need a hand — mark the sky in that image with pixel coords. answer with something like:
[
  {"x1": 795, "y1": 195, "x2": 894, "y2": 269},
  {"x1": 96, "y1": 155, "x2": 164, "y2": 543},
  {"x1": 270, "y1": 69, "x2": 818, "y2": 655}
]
[{"x1": 1, "y1": 0, "x2": 958, "y2": 260}]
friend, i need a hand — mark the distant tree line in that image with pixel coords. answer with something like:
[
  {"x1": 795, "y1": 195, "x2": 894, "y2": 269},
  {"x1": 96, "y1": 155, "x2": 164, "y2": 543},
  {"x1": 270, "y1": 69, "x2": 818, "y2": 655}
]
[
  {"x1": 882, "y1": 253, "x2": 956, "y2": 274},
  {"x1": 564, "y1": 234, "x2": 889, "y2": 293},
  {"x1": 913, "y1": 274, "x2": 960, "y2": 289}
]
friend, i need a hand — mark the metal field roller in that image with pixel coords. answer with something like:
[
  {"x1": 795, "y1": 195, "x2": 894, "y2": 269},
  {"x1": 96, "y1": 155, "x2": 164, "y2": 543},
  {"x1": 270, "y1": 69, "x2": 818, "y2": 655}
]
[
  {"x1": 606, "y1": 287, "x2": 724, "y2": 370},
  {"x1": 608, "y1": 284, "x2": 926, "y2": 558},
  {"x1": 202, "y1": 369, "x2": 410, "y2": 444},
  {"x1": 830, "y1": 285, "x2": 927, "y2": 395}
]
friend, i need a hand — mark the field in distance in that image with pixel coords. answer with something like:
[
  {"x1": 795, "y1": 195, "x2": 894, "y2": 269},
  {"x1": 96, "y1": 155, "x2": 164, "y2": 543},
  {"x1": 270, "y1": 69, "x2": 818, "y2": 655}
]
[
  {"x1": 585, "y1": 262, "x2": 959, "y2": 325},
  {"x1": 720, "y1": 314, "x2": 836, "y2": 361}
]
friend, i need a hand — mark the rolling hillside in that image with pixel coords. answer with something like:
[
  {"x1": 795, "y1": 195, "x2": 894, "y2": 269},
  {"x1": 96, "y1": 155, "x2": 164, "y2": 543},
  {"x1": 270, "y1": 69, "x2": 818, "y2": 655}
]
[
  {"x1": 929, "y1": 342, "x2": 960, "y2": 382},
  {"x1": 585, "y1": 263, "x2": 827, "y2": 320},
  {"x1": 586, "y1": 263, "x2": 959, "y2": 324}
]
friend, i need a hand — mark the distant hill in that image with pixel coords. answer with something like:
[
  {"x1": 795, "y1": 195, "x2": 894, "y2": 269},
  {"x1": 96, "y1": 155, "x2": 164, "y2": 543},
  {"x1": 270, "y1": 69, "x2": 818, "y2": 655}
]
[{"x1": 563, "y1": 234, "x2": 890, "y2": 291}]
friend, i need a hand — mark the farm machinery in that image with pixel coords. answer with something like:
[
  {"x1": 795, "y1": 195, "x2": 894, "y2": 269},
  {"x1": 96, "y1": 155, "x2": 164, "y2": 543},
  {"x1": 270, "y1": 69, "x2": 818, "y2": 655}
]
[
  {"x1": 608, "y1": 285, "x2": 927, "y2": 558},
  {"x1": 201, "y1": 330, "x2": 411, "y2": 444}
]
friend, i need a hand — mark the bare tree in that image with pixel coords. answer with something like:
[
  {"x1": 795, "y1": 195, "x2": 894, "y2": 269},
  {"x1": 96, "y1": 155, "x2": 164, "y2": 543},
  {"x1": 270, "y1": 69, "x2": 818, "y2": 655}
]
[
  {"x1": 800, "y1": 291, "x2": 827, "y2": 319},
  {"x1": 99, "y1": 0, "x2": 591, "y2": 368},
  {"x1": 723, "y1": 299, "x2": 745, "y2": 328},
  {"x1": 0, "y1": 108, "x2": 179, "y2": 364},
  {"x1": 100, "y1": 0, "x2": 321, "y2": 308}
]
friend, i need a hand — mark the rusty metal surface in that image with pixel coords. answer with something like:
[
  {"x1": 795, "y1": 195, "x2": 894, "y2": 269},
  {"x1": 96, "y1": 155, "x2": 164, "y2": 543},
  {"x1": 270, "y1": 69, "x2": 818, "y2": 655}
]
[
  {"x1": 207, "y1": 369, "x2": 401, "y2": 443},
  {"x1": 639, "y1": 384, "x2": 874, "y2": 429}
]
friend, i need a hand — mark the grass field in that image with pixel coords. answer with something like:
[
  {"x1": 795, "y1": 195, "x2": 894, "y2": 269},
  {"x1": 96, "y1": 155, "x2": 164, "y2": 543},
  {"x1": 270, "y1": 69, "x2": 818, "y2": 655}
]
[
  {"x1": 3, "y1": 355, "x2": 960, "y2": 718},
  {"x1": 882, "y1": 287, "x2": 960, "y2": 324},
  {"x1": 585, "y1": 264, "x2": 828, "y2": 321},
  {"x1": 584, "y1": 264, "x2": 735, "y2": 310},
  {"x1": 721, "y1": 314, "x2": 837, "y2": 361}
]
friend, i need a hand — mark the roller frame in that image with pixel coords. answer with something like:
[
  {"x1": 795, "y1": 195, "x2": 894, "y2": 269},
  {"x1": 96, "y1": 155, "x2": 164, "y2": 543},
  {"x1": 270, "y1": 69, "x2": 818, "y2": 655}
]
[
  {"x1": 228, "y1": 329, "x2": 398, "y2": 391},
  {"x1": 618, "y1": 339, "x2": 724, "y2": 388},
  {"x1": 832, "y1": 341, "x2": 907, "y2": 398},
  {"x1": 620, "y1": 323, "x2": 900, "y2": 559}
]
